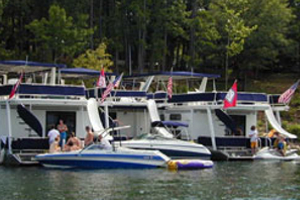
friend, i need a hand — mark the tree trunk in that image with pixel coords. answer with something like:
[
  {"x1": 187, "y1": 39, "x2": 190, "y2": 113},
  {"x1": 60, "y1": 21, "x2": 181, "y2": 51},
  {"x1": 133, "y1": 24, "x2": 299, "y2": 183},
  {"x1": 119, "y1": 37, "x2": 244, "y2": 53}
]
[
  {"x1": 90, "y1": 0, "x2": 94, "y2": 49},
  {"x1": 99, "y1": 0, "x2": 103, "y2": 41},
  {"x1": 162, "y1": 30, "x2": 167, "y2": 71},
  {"x1": 138, "y1": 0, "x2": 147, "y2": 73},
  {"x1": 189, "y1": 0, "x2": 197, "y2": 69},
  {"x1": 138, "y1": 29, "x2": 144, "y2": 73}
]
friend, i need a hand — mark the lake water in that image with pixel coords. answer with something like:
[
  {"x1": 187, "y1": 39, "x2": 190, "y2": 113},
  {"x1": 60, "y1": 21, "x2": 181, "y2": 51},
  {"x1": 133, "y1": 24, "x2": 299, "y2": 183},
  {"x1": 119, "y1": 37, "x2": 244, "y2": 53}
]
[{"x1": 1, "y1": 161, "x2": 300, "y2": 200}]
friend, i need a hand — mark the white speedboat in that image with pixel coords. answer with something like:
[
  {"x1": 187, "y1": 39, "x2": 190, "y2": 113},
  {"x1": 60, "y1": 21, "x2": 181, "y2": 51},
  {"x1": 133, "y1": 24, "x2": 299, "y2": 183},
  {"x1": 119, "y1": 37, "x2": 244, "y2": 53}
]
[
  {"x1": 118, "y1": 133, "x2": 211, "y2": 159},
  {"x1": 254, "y1": 147, "x2": 300, "y2": 161},
  {"x1": 36, "y1": 144, "x2": 170, "y2": 169}
]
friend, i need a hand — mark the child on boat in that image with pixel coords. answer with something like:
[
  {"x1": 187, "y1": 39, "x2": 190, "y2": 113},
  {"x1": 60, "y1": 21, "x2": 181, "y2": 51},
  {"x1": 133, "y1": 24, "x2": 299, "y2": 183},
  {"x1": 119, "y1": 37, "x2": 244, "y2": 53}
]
[{"x1": 49, "y1": 135, "x2": 61, "y2": 153}]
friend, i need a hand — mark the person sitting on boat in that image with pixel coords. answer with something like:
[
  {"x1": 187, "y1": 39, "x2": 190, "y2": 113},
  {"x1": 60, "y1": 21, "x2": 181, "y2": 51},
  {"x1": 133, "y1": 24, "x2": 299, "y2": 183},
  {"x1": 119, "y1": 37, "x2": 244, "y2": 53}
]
[
  {"x1": 248, "y1": 125, "x2": 258, "y2": 155},
  {"x1": 47, "y1": 125, "x2": 60, "y2": 145},
  {"x1": 63, "y1": 132, "x2": 82, "y2": 151},
  {"x1": 84, "y1": 126, "x2": 94, "y2": 146},
  {"x1": 273, "y1": 132, "x2": 287, "y2": 156},
  {"x1": 97, "y1": 134, "x2": 112, "y2": 150},
  {"x1": 49, "y1": 135, "x2": 61, "y2": 153},
  {"x1": 57, "y1": 119, "x2": 68, "y2": 149}
]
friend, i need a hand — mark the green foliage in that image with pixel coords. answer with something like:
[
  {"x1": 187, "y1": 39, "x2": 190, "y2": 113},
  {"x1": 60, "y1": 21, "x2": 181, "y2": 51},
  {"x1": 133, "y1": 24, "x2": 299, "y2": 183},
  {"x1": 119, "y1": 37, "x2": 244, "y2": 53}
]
[
  {"x1": 0, "y1": 0, "x2": 298, "y2": 77},
  {"x1": 26, "y1": 4, "x2": 93, "y2": 62},
  {"x1": 73, "y1": 43, "x2": 113, "y2": 71},
  {"x1": 210, "y1": 0, "x2": 257, "y2": 57},
  {"x1": 239, "y1": 0, "x2": 294, "y2": 72},
  {"x1": 286, "y1": 124, "x2": 300, "y2": 139}
]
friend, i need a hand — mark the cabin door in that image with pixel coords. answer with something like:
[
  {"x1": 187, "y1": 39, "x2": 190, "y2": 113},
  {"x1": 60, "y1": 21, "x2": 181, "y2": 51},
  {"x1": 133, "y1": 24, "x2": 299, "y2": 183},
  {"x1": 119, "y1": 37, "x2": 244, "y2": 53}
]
[{"x1": 46, "y1": 111, "x2": 76, "y2": 137}]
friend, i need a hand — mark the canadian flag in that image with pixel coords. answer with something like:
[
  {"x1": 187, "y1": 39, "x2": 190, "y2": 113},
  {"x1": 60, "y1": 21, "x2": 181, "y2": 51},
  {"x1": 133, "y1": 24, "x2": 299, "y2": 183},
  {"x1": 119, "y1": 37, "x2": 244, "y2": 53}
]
[
  {"x1": 223, "y1": 80, "x2": 237, "y2": 109},
  {"x1": 97, "y1": 68, "x2": 106, "y2": 88}
]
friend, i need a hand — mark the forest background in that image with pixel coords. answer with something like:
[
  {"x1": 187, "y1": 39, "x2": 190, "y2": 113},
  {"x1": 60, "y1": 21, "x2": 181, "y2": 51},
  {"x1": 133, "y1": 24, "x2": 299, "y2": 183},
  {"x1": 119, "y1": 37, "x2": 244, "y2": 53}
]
[{"x1": 1, "y1": 0, "x2": 300, "y2": 136}]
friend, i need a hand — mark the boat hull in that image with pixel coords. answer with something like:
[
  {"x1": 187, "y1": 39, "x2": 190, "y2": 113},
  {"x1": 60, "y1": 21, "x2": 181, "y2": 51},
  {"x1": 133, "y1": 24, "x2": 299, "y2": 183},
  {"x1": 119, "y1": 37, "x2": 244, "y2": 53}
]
[
  {"x1": 254, "y1": 148, "x2": 300, "y2": 161},
  {"x1": 36, "y1": 147, "x2": 169, "y2": 169},
  {"x1": 119, "y1": 140, "x2": 211, "y2": 160}
]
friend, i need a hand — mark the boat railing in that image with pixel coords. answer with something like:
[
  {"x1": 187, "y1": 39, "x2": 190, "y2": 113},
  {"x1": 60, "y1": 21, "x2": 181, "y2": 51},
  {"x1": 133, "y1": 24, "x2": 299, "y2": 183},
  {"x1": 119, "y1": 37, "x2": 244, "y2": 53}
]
[
  {"x1": 86, "y1": 88, "x2": 148, "y2": 102},
  {"x1": 257, "y1": 138, "x2": 262, "y2": 149},
  {"x1": 268, "y1": 94, "x2": 287, "y2": 107},
  {"x1": 265, "y1": 137, "x2": 273, "y2": 148},
  {"x1": 148, "y1": 91, "x2": 270, "y2": 106},
  {"x1": 0, "y1": 83, "x2": 86, "y2": 100}
]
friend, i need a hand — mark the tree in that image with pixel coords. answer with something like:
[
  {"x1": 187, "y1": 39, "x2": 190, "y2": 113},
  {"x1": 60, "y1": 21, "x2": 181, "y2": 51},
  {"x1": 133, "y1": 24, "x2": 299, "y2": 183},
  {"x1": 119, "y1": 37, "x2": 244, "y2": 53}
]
[
  {"x1": 237, "y1": 0, "x2": 294, "y2": 83},
  {"x1": 73, "y1": 43, "x2": 113, "y2": 71},
  {"x1": 26, "y1": 4, "x2": 93, "y2": 63},
  {"x1": 210, "y1": 0, "x2": 257, "y2": 88}
]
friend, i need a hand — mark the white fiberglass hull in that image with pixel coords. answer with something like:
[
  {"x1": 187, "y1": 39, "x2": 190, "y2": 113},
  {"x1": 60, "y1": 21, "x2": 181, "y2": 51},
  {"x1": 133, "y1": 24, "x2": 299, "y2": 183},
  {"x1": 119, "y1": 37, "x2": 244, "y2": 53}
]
[
  {"x1": 254, "y1": 147, "x2": 300, "y2": 161},
  {"x1": 118, "y1": 139, "x2": 211, "y2": 159},
  {"x1": 36, "y1": 146, "x2": 170, "y2": 169}
]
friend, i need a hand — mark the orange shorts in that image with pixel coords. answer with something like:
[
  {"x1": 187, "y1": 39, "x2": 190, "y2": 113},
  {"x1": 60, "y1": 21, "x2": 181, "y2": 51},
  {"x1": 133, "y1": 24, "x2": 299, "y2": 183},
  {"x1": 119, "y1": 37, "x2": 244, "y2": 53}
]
[{"x1": 251, "y1": 141, "x2": 257, "y2": 148}]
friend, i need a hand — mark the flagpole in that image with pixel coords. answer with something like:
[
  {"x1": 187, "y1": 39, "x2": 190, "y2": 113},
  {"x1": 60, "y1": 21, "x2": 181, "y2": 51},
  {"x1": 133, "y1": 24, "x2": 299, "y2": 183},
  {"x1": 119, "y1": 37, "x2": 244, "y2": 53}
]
[{"x1": 5, "y1": 100, "x2": 12, "y2": 154}]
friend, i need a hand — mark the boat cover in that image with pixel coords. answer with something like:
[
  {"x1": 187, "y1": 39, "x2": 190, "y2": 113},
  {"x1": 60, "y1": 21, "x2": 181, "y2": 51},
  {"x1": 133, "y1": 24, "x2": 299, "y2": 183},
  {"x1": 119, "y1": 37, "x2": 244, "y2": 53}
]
[{"x1": 152, "y1": 121, "x2": 189, "y2": 128}]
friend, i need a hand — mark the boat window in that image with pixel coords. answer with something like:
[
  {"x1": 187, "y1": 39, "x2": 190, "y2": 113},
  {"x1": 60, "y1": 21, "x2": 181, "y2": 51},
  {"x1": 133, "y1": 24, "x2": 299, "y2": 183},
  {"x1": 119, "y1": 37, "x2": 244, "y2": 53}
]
[
  {"x1": 170, "y1": 114, "x2": 181, "y2": 121},
  {"x1": 46, "y1": 111, "x2": 76, "y2": 136},
  {"x1": 160, "y1": 114, "x2": 165, "y2": 121}
]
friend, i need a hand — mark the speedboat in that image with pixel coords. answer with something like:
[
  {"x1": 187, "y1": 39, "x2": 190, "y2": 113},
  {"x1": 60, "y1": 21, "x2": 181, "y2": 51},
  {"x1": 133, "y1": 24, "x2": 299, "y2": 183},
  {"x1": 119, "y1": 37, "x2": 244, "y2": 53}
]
[
  {"x1": 35, "y1": 144, "x2": 170, "y2": 169},
  {"x1": 117, "y1": 133, "x2": 211, "y2": 159},
  {"x1": 253, "y1": 147, "x2": 300, "y2": 161}
]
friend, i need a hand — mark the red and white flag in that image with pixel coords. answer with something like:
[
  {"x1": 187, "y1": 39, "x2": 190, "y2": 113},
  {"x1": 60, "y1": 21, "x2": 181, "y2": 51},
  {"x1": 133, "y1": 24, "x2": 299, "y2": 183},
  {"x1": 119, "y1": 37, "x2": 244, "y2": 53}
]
[
  {"x1": 223, "y1": 80, "x2": 237, "y2": 109},
  {"x1": 9, "y1": 71, "x2": 24, "y2": 100},
  {"x1": 278, "y1": 80, "x2": 300, "y2": 104},
  {"x1": 97, "y1": 68, "x2": 106, "y2": 88},
  {"x1": 167, "y1": 76, "x2": 173, "y2": 99},
  {"x1": 101, "y1": 73, "x2": 123, "y2": 103}
]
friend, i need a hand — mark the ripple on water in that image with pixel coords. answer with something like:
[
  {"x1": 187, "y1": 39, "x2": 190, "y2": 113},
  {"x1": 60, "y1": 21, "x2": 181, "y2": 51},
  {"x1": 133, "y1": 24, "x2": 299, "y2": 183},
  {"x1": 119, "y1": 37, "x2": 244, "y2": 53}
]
[{"x1": 1, "y1": 161, "x2": 300, "y2": 200}]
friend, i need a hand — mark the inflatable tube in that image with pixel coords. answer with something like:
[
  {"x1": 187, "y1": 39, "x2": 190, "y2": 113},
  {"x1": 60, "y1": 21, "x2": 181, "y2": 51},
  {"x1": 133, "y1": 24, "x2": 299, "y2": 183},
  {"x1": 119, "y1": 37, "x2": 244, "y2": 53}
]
[{"x1": 168, "y1": 159, "x2": 213, "y2": 170}]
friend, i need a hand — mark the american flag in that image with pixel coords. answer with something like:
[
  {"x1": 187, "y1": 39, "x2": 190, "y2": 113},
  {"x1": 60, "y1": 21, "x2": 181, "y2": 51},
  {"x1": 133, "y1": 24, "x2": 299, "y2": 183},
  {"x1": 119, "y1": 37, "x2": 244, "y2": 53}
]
[
  {"x1": 167, "y1": 76, "x2": 173, "y2": 99},
  {"x1": 114, "y1": 73, "x2": 123, "y2": 88},
  {"x1": 101, "y1": 73, "x2": 123, "y2": 103},
  {"x1": 278, "y1": 80, "x2": 300, "y2": 104},
  {"x1": 97, "y1": 68, "x2": 106, "y2": 88},
  {"x1": 9, "y1": 71, "x2": 24, "y2": 100}
]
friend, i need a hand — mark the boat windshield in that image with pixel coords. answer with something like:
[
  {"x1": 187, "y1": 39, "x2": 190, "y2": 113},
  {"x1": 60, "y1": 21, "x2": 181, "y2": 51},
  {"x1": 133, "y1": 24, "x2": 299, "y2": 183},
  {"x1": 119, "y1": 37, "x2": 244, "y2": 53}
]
[
  {"x1": 84, "y1": 144, "x2": 106, "y2": 151},
  {"x1": 133, "y1": 133, "x2": 174, "y2": 140}
]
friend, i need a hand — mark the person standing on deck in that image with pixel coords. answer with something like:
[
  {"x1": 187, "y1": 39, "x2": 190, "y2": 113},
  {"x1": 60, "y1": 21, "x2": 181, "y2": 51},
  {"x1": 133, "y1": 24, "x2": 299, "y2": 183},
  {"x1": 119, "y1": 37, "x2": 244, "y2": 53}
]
[
  {"x1": 248, "y1": 125, "x2": 258, "y2": 155},
  {"x1": 57, "y1": 119, "x2": 68, "y2": 149},
  {"x1": 47, "y1": 125, "x2": 60, "y2": 145}
]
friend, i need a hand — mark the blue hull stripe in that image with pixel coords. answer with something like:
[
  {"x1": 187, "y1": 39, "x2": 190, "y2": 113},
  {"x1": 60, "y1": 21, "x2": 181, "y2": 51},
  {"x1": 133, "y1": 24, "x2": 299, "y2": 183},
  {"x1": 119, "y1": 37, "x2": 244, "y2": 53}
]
[
  {"x1": 40, "y1": 160, "x2": 159, "y2": 169},
  {"x1": 37, "y1": 153, "x2": 165, "y2": 161}
]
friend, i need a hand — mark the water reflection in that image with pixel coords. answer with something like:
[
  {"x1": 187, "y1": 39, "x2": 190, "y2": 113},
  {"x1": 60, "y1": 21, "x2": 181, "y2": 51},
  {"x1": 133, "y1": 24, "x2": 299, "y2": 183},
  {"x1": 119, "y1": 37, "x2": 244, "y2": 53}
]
[{"x1": 0, "y1": 161, "x2": 300, "y2": 200}]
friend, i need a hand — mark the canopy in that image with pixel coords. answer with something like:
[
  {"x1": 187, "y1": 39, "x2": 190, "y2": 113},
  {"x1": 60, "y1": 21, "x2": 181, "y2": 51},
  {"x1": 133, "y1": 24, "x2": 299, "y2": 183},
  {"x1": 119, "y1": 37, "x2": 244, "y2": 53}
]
[
  {"x1": 125, "y1": 71, "x2": 221, "y2": 81},
  {"x1": 152, "y1": 121, "x2": 189, "y2": 128},
  {"x1": 60, "y1": 68, "x2": 117, "y2": 78},
  {"x1": 0, "y1": 60, "x2": 66, "y2": 74}
]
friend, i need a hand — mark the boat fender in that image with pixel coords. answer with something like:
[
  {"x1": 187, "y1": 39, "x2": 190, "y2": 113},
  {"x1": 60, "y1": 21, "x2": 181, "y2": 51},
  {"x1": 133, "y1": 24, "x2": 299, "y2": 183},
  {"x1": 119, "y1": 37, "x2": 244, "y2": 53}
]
[{"x1": 0, "y1": 142, "x2": 5, "y2": 164}]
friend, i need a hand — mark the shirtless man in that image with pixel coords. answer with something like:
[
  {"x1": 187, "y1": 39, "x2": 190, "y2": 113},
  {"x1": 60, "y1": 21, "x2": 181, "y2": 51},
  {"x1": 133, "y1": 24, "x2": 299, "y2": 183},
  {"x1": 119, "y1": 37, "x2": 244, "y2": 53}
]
[
  {"x1": 84, "y1": 126, "x2": 94, "y2": 146},
  {"x1": 64, "y1": 132, "x2": 82, "y2": 151},
  {"x1": 57, "y1": 119, "x2": 68, "y2": 148}
]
